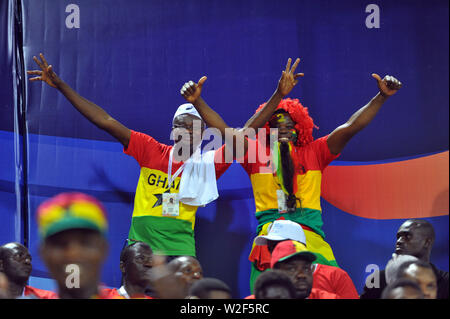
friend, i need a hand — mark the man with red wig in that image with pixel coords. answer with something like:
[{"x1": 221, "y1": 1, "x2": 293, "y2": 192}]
[{"x1": 182, "y1": 58, "x2": 402, "y2": 291}]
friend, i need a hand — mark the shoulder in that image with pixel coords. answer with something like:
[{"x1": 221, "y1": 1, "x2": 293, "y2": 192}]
[
  {"x1": 100, "y1": 287, "x2": 121, "y2": 299},
  {"x1": 316, "y1": 264, "x2": 349, "y2": 276},
  {"x1": 24, "y1": 285, "x2": 58, "y2": 299},
  {"x1": 301, "y1": 135, "x2": 331, "y2": 152},
  {"x1": 431, "y1": 264, "x2": 449, "y2": 281},
  {"x1": 129, "y1": 130, "x2": 169, "y2": 148},
  {"x1": 309, "y1": 288, "x2": 339, "y2": 299}
]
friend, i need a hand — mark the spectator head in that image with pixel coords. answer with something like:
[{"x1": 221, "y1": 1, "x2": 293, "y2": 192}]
[
  {"x1": 271, "y1": 240, "x2": 316, "y2": 299},
  {"x1": 385, "y1": 254, "x2": 419, "y2": 285},
  {"x1": 0, "y1": 242, "x2": 32, "y2": 287},
  {"x1": 255, "y1": 99, "x2": 316, "y2": 147},
  {"x1": 395, "y1": 219, "x2": 435, "y2": 261},
  {"x1": 254, "y1": 220, "x2": 306, "y2": 253},
  {"x1": 120, "y1": 241, "x2": 153, "y2": 289},
  {"x1": 168, "y1": 256, "x2": 203, "y2": 296},
  {"x1": 397, "y1": 260, "x2": 437, "y2": 299},
  {"x1": 381, "y1": 278, "x2": 425, "y2": 299},
  {"x1": 171, "y1": 103, "x2": 206, "y2": 160},
  {"x1": 254, "y1": 269, "x2": 296, "y2": 299},
  {"x1": 188, "y1": 277, "x2": 232, "y2": 299},
  {"x1": 37, "y1": 192, "x2": 109, "y2": 298}
]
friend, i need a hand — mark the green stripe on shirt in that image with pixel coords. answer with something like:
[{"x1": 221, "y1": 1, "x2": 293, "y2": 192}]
[
  {"x1": 128, "y1": 215, "x2": 196, "y2": 256},
  {"x1": 255, "y1": 208, "x2": 325, "y2": 239}
]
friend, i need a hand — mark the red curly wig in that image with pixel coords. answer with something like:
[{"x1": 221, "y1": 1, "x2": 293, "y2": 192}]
[{"x1": 255, "y1": 98, "x2": 318, "y2": 146}]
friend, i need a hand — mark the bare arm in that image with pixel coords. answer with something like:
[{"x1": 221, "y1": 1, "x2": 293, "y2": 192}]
[
  {"x1": 180, "y1": 58, "x2": 303, "y2": 154},
  {"x1": 243, "y1": 58, "x2": 303, "y2": 130},
  {"x1": 28, "y1": 53, "x2": 131, "y2": 148},
  {"x1": 327, "y1": 74, "x2": 402, "y2": 155}
]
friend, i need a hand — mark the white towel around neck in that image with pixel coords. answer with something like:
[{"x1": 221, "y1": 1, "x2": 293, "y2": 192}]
[{"x1": 177, "y1": 147, "x2": 218, "y2": 206}]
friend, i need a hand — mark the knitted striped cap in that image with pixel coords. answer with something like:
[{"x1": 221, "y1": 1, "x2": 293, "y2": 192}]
[{"x1": 36, "y1": 192, "x2": 108, "y2": 239}]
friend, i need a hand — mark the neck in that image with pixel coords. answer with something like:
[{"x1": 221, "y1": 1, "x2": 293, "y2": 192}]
[
  {"x1": 58, "y1": 284, "x2": 99, "y2": 299},
  {"x1": 418, "y1": 252, "x2": 431, "y2": 263},
  {"x1": 123, "y1": 280, "x2": 147, "y2": 297},
  {"x1": 8, "y1": 279, "x2": 26, "y2": 298}
]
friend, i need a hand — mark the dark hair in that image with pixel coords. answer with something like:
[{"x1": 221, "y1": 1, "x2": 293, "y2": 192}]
[
  {"x1": 397, "y1": 260, "x2": 435, "y2": 280},
  {"x1": 188, "y1": 278, "x2": 231, "y2": 299},
  {"x1": 120, "y1": 240, "x2": 152, "y2": 264},
  {"x1": 408, "y1": 219, "x2": 436, "y2": 244},
  {"x1": 167, "y1": 255, "x2": 200, "y2": 273},
  {"x1": 381, "y1": 278, "x2": 424, "y2": 299},
  {"x1": 0, "y1": 242, "x2": 23, "y2": 263},
  {"x1": 279, "y1": 141, "x2": 298, "y2": 211},
  {"x1": 0, "y1": 246, "x2": 7, "y2": 264},
  {"x1": 255, "y1": 98, "x2": 317, "y2": 147},
  {"x1": 254, "y1": 270, "x2": 296, "y2": 299}
]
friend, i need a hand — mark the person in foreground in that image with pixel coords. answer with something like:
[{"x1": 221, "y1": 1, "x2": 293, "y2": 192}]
[{"x1": 37, "y1": 192, "x2": 116, "y2": 299}]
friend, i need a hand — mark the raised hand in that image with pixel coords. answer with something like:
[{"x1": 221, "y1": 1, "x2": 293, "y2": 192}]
[
  {"x1": 372, "y1": 74, "x2": 402, "y2": 97},
  {"x1": 277, "y1": 58, "x2": 304, "y2": 97},
  {"x1": 180, "y1": 76, "x2": 207, "y2": 103},
  {"x1": 27, "y1": 53, "x2": 60, "y2": 88}
]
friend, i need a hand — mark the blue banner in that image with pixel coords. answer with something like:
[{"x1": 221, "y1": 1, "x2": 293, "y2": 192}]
[{"x1": 0, "y1": 0, "x2": 447, "y2": 298}]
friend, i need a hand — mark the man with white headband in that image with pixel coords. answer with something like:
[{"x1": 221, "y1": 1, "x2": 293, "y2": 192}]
[{"x1": 28, "y1": 53, "x2": 233, "y2": 259}]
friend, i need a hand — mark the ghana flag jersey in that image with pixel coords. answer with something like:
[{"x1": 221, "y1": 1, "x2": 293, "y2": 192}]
[
  {"x1": 240, "y1": 135, "x2": 339, "y2": 236},
  {"x1": 242, "y1": 135, "x2": 341, "y2": 289},
  {"x1": 124, "y1": 130, "x2": 231, "y2": 256}
]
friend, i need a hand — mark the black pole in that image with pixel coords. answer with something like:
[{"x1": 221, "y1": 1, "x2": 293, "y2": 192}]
[{"x1": 14, "y1": 0, "x2": 29, "y2": 248}]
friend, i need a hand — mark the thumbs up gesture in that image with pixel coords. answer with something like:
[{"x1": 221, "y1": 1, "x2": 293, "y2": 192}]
[
  {"x1": 180, "y1": 76, "x2": 207, "y2": 103},
  {"x1": 372, "y1": 73, "x2": 402, "y2": 97}
]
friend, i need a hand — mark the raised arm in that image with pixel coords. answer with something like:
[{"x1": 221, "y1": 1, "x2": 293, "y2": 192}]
[
  {"x1": 27, "y1": 53, "x2": 131, "y2": 148},
  {"x1": 243, "y1": 58, "x2": 303, "y2": 130},
  {"x1": 179, "y1": 58, "x2": 303, "y2": 153},
  {"x1": 326, "y1": 74, "x2": 402, "y2": 155}
]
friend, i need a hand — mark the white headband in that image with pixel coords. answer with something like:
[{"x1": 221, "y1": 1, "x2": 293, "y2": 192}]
[{"x1": 173, "y1": 103, "x2": 202, "y2": 123}]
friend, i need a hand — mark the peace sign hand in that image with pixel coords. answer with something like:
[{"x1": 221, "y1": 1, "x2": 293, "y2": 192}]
[
  {"x1": 276, "y1": 58, "x2": 304, "y2": 97},
  {"x1": 27, "y1": 53, "x2": 61, "y2": 88}
]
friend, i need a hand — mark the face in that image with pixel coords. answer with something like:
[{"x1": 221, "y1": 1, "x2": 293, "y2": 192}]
[
  {"x1": 172, "y1": 257, "x2": 203, "y2": 292},
  {"x1": 403, "y1": 264, "x2": 437, "y2": 299},
  {"x1": 388, "y1": 286, "x2": 424, "y2": 299},
  {"x1": 269, "y1": 111, "x2": 297, "y2": 143},
  {"x1": 261, "y1": 284, "x2": 294, "y2": 299},
  {"x1": 275, "y1": 257, "x2": 313, "y2": 299},
  {"x1": 121, "y1": 243, "x2": 153, "y2": 286},
  {"x1": 0, "y1": 243, "x2": 32, "y2": 283},
  {"x1": 395, "y1": 221, "x2": 429, "y2": 258},
  {"x1": 40, "y1": 229, "x2": 108, "y2": 291},
  {"x1": 172, "y1": 114, "x2": 204, "y2": 150}
]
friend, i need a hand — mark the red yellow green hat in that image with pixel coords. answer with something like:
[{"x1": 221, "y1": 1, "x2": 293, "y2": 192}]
[
  {"x1": 270, "y1": 240, "x2": 316, "y2": 269},
  {"x1": 37, "y1": 192, "x2": 108, "y2": 239}
]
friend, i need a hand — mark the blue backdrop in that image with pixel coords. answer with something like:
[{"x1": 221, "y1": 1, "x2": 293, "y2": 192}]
[{"x1": 0, "y1": 0, "x2": 448, "y2": 298}]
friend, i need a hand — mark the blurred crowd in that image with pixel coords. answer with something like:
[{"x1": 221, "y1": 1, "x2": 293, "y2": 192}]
[{"x1": 0, "y1": 192, "x2": 447, "y2": 300}]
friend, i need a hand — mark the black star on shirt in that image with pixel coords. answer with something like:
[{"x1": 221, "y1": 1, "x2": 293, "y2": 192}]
[{"x1": 152, "y1": 189, "x2": 171, "y2": 208}]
